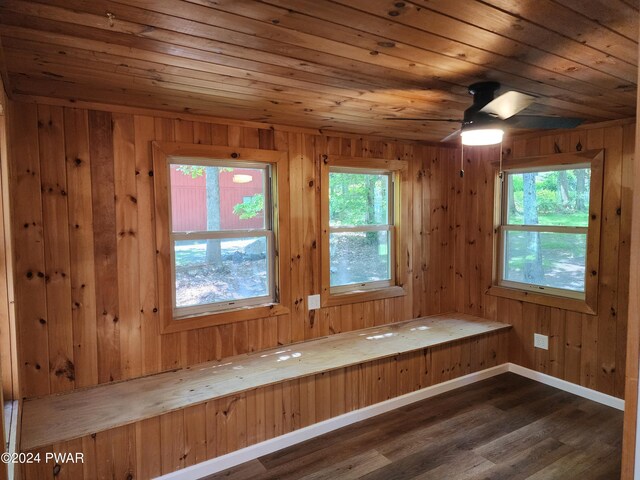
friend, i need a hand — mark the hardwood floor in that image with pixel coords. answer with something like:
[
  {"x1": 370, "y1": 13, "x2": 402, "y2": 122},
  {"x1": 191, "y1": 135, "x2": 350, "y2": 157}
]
[{"x1": 203, "y1": 373, "x2": 623, "y2": 480}]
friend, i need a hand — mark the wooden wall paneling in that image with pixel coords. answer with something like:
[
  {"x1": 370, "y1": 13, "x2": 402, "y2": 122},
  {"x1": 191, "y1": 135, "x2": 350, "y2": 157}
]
[
  {"x1": 288, "y1": 132, "x2": 305, "y2": 344},
  {"x1": 617, "y1": 123, "x2": 635, "y2": 399},
  {"x1": 420, "y1": 345, "x2": 433, "y2": 389},
  {"x1": 160, "y1": 410, "x2": 185, "y2": 474},
  {"x1": 281, "y1": 380, "x2": 294, "y2": 435},
  {"x1": 373, "y1": 299, "x2": 385, "y2": 327},
  {"x1": 80, "y1": 433, "x2": 97, "y2": 479},
  {"x1": 443, "y1": 146, "x2": 457, "y2": 313},
  {"x1": 274, "y1": 129, "x2": 292, "y2": 348},
  {"x1": 204, "y1": 400, "x2": 217, "y2": 460},
  {"x1": 289, "y1": 378, "x2": 302, "y2": 432},
  {"x1": 54, "y1": 438, "x2": 84, "y2": 480},
  {"x1": 134, "y1": 114, "x2": 161, "y2": 374},
  {"x1": 329, "y1": 368, "x2": 346, "y2": 418},
  {"x1": 534, "y1": 306, "x2": 551, "y2": 374},
  {"x1": 245, "y1": 388, "x2": 265, "y2": 446},
  {"x1": 427, "y1": 149, "x2": 447, "y2": 312},
  {"x1": 113, "y1": 112, "x2": 142, "y2": 381},
  {"x1": 412, "y1": 145, "x2": 425, "y2": 318},
  {"x1": 135, "y1": 417, "x2": 161, "y2": 479},
  {"x1": 466, "y1": 145, "x2": 482, "y2": 316},
  {"x1": 94, "y1": 425, "x2": 136, "y2": 480},
  {"x1": 38, "y1": 104, "x2": 75, "y2": 394},
  {"x1": 0, "y1": 106, "x2": 18, "y2": 401},
  {"x1": 64, "y1": 107, "x2": 98, "y2": 389},
  {"x1": 564, "y1": 311, "x2": 583, "y2": 385},
  {"x1": 327, "y1": 305, "x2": 340, "y2": 335},
  {"x1": 111, "y1": 425, "x2": 137, "y2": 480},
  {"x1": 299, "y1": 375, "x2": 316, "y2": 429},
  {"x1": 549, "y1": 308, "x2": 567, "y2": 379},
  {"x1": 8, "y1": 101, "x2": 48, "y2": 397},
  {"x1": 454, "y1": 145, "x2": 465, "y2": 316},
  {"x1": 314, "y1": 371, "x2": 331, "y2": 423},
  {"x1": 597, "y1": 125, "x2": 624, "y2": 395},
  {"x1": 225, "y1": 393, "x2": 247, "y2": 454},
  {"x1": 303, "y1": 133, "x2": 320, "y2": 339},
  {"x1": 621, "y1": 34, "x2": 640, "y2": 476},
  {"x1": 183, "y1": 403, "x2": 207, "y2": 467},
  {"x1": 89, "y1": 109, "x2": 121, "y2": 385},
  {"x1": 344, "y1": 364, "x2": 359, "y2": 413}
]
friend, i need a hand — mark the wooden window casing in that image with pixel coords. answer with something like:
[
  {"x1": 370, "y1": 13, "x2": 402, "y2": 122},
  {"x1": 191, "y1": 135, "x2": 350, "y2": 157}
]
[
  {"x1": 320, "y1": 155, "x2": 409, "y2": 308},
  {"x1": 153, "y1": 142, "x2": 290, "y2": 333},
  {"x1": 488, "y1": 149, "x2": 604, "y2": 315}
]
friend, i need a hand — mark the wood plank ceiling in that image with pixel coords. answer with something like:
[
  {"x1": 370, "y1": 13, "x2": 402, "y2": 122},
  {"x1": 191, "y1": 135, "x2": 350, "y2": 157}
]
[{"x1": 0, "y1": 0, "x2": 637, "y2": 141}]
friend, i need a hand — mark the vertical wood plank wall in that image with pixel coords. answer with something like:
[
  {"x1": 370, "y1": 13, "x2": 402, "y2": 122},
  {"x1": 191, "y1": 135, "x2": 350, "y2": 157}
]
[
  {"x1": 6, "y1": 99, "x2": 458, "y2": 399},
  {"x1": 0, "y1": 80, "x2": 17, "y2": 402},
  {"x1": 455, "y1": 121, "x2": 635, "y2": 399}
]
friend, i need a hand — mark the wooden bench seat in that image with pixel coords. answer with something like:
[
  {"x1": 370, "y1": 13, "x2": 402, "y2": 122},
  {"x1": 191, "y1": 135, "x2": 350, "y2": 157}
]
[{"x1": 21, "y1": 313, "x2": 510, "y2": 451}]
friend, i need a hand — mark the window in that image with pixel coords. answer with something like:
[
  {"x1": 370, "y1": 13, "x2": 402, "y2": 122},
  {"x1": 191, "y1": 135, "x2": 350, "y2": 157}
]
[
  {"x1": 169, "y1": 160, "x2": 273, "y2": 317},
  {"x1": 153, "y1": 143, "x2": 289, "y2": 332},
  {"x1": 329, "y1": 169, "x2": 393, "y2": 291},
  {"x1": 320, "y1": 155, "x2": 408, "y2": 307},
  {"x1": 490, "y1": 150, "x2": 603, "y2": 314}
]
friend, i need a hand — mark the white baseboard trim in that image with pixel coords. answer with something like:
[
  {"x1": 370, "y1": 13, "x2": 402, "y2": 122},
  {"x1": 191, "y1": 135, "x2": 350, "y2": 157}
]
[
  {"x1": 156, "y1": 362, "x2": 624, "y2": 479},
  {"x1": 155, "y1": 364, "x2": 509, "y2": 480},
  {"x1": 506, "y1": 363, "x2": 625, "y2": 411}
]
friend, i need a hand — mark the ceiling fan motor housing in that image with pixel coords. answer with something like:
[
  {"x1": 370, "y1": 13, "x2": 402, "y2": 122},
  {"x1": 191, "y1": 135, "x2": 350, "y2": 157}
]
[{"x1": 463, "y1": 81, "x2": 502, "y2": 130}]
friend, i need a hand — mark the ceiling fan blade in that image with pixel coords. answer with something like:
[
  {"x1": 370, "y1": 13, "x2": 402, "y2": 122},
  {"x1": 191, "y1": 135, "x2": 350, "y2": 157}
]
[
  {"x1": 479, "y1": 91, "x2": 536, "y2": 119},
  {"x1": 384, "y1": 117, "x2": 462, "y2": 122},
  {"x1": 441, "y1": 129, "x2": 461, "y2": 142},
  {"x1": 505, "y1": 115, "x2": 583, "y2": 129}
]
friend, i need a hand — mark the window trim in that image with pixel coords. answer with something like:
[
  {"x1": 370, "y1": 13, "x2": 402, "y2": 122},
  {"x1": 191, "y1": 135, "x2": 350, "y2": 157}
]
[
  {"x1": 152, "y1": 142, "x2": 290, "y2": 333},
  {"x1": 320, "y1": 154, "x2": 409, "y2": 308},
  {"x1": 487, "y1": 149, "x2": 604, "y2": 315}
]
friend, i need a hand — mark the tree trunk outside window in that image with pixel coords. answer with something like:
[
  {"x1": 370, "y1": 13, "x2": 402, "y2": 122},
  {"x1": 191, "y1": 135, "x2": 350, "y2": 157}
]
[
  {"x1": 206, "y1": 166, "x2": 222, "y2": 263},
  {"x1": 523, "y1": 173, "x2": 543, "y2": 283}
]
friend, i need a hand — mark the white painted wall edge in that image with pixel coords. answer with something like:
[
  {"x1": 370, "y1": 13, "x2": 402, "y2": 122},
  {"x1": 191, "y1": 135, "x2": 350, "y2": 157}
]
[
  {"x1": 155, "y1": 364, "x2": 509, "y2": 480},
  {"x1": 507, "y1": 364, "x2": 625, "y2": 411},
  {"x1": 155, "y1": 362, "x2": 624, "y2": 480}
]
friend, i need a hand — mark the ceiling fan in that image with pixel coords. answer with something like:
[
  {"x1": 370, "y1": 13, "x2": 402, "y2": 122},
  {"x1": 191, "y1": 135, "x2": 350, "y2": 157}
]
[{"x1": 387, "y1": 81, "x2": 583, "y2": 145}]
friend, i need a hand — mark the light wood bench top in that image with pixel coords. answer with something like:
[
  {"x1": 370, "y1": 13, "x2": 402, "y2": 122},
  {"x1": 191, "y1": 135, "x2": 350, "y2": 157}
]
[{"x1": 21, "y1": 313, "x2": 510, "y2": 450}]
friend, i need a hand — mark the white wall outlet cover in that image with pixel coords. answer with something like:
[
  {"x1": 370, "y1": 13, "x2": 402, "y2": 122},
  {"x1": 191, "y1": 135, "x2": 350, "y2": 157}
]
[
  {"x1": 534, "y1": 333, "x2": 549, "y2": 350},
  {"x1": 307, "y1": 294, "x2": 321, "y2": 311}
]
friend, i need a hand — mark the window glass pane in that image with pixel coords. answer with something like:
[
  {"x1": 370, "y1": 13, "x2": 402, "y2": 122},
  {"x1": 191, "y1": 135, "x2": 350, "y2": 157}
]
[
  {"x1": 506, "y1": 168, "x2": 590, "y2": 227},
  {"x1": 174, "y1": 237, "x2": 269, "y2": 309},
  {"x1": 330, "y1": 231, "x2": 390, "y2": 287},
  {"x1": 170, "y1": 164, "x2": 266, "y2": 232},
  {"x1": 329, "y1": 172, "x2": 389, "y2": 227},
  {"x1": 503, "y1": 231, "x2": 586, "y2": 292}
]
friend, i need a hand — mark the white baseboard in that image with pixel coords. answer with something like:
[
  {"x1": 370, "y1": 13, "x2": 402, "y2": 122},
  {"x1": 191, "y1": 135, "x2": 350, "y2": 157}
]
[
  {"x1": 155, "y1": 364, "x2": 509, "y2": 480},
  {"x1": 156, "y1": 362, "x2": 624, "y2": 480},
  {"x1": 507, "y1": 363, "x2": 625, "y2": 411}
]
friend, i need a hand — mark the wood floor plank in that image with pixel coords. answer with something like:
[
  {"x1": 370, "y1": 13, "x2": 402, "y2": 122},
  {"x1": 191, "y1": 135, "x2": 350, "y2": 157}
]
[{"x1": 205, "y1": 373, "x2": 622, "y2": 480}]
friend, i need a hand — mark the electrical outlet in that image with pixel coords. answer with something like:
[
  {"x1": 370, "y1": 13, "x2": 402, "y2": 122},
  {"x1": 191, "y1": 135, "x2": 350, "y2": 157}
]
[
  {"x1": 534, "y1": 333, "x2": 549, "y2": 350},
  {"x1": 307, "y1": 294, "x2": 321, "y2": 311}
]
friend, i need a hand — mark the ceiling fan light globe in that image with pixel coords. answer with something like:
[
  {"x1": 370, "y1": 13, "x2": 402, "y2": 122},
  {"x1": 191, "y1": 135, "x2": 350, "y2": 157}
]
[{"x1": 460, "y1": 128, "x2": 504, "y2": 146}]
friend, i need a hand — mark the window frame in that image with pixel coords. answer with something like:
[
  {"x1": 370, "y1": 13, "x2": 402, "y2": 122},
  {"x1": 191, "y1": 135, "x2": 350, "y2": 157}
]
[
  {"x1": 320, "y1": 154, "x2": 409, "y2": 308},
  {"x1": 153, "y1": 142, "x2": 290, "y2": 333},
  {"x1": 488, "y1": 149, "x2": 604, "y2": 315}
]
